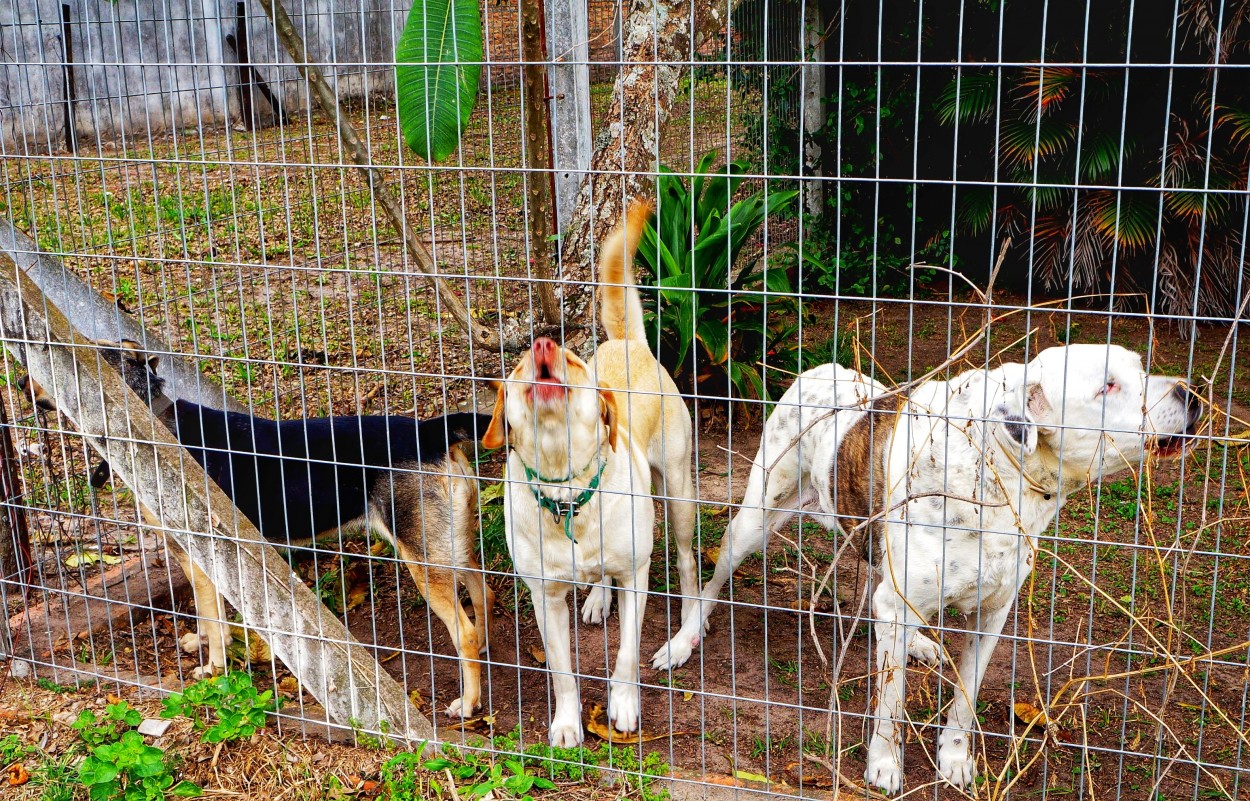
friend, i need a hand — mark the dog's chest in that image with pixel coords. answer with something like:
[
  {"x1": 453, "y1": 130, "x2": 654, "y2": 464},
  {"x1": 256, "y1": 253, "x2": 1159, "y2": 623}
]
[{"x1": 504, "y1": 451, "x2": 654, "y2": 583}]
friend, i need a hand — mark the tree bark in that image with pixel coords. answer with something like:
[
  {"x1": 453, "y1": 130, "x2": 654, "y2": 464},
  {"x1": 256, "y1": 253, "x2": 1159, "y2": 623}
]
[
  {"x1": 554, "y1": 0, "x2": 729, "y2": 348},
  {"x1": 255, "y1": 0, "x2": 510, "y2": 350},
  {"x1": 519, "y1": 0, "x2": 562, "y2": 325}
]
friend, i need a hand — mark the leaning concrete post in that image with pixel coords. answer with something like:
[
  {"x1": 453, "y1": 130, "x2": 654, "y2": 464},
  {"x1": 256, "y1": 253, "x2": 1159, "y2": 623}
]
[{"x1": 0, "y1": 250, "x2": 433, "y2": 742}]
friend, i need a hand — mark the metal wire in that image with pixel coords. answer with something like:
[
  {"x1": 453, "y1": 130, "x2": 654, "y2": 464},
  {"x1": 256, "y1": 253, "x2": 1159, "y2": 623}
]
[{"x1": 1, "y1": 0, "x2": 1248, "y2": 799}]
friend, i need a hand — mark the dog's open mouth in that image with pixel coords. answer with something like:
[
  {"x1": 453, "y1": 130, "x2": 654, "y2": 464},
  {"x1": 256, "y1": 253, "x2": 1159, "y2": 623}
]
[
  {"x1": 529, "y1": 353, "x2": 567, "y2": 404},
  {"x1": 1151, "y1": 429, "x2": 1197, "y2": 458}
]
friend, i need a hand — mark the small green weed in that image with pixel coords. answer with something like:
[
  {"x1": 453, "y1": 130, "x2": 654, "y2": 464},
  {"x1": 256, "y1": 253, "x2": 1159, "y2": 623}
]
[
  {"x1": 161, "y1": 672, "x2": 278, "y2": 743},
  {"x1": 72, "y1": 702, "x2": 202, "y2": 800}
]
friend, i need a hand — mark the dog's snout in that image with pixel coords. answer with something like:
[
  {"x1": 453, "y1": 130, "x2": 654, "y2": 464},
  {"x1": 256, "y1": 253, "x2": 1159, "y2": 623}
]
[
  {"x1": 17, "y1": 375, "x2": 29, "y2": 393},
  {"x1": 532, "y1": 337, "x2": 557, "y2": 363}
]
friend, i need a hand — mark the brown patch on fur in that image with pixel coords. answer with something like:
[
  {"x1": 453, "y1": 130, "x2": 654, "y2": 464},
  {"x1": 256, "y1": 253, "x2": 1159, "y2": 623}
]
[{"x1": 834, "y1": 395, "x2": 904, "y2": 563}]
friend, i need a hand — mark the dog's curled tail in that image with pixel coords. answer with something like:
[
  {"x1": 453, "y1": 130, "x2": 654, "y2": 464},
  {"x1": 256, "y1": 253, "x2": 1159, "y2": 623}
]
[{"x1": 599, "y1": 199, "x2": 653, "y2": 342}]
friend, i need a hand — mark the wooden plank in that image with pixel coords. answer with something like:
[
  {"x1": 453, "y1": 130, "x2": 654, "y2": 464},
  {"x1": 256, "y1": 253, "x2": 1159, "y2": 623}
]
[{"x1": 0, "y1": 249, "x2": 433, "y2": 742}]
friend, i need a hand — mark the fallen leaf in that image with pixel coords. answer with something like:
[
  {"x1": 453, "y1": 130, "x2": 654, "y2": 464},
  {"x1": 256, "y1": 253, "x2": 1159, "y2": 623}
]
[
  {"x1": 585, "y1": 704, "x2": 692, "y2": 744},
  {"x1": 784, "y1": 762, "x2": 833, "y2": 788},
  {"x1": 107, "y1": 694, "x2": 123, "y2": 705},
  {"x1": 788, "y1": 598, "x2": 833, "y2": 613},
  {"x1": 682, "y1": 691, "x2": 693, "y2": 702},
  {"x1": 409, "y1": 689, "x2": 425, "y2": 708},
  {"x1": 1013, "y1": 702, "x2": 1050, "y2": 727},
  {"x1": 732, "y1": 769, "x2": 771, "y2": 785},
  {"x1": 7, "y1": 763, "x2": 29, "y2": 786},
  {"x1": 448, "y1": 713, "x2": 495, "y2": 733},
  {"x1": 345, "y1": 583, "x2": 370, "y2": 612},
  {"x1": 278, "y1": 677, "x2": 300, "y2": 695},
  {"x1": 66, "y1": 550, "x2": 121, "y2": 568},
  {"x1": 247, "y1": 633, "x2": 272, "y2": 664},
  {"x1": 528, "y1": 643, "x2": 546, "y2": 664}
]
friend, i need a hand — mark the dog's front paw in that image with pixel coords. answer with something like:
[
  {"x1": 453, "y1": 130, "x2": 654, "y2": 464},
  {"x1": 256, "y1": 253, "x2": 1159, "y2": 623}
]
[
  {"x1": 651, "y1": 632, "x2": 697, "y2": 670},
  {"x1": 607, "y1": 682, "x2": 641, "y2": 733},
  {"x1": 865, "y1": 736, "x2": 903, "y2": 795},
  {"x1": 444, "y1": 696, "x2": 479, "y2": 720},
  {"x1": 907, "y1": 631, "x2": 946, "y2": 666},
  {"x1": 190, "y1": 663, "x2": 222, "y2": 680},
  {"x1": 179, "y1": 631, "x2": 203, "y2": 654},
  {"x1": 581, "y1": 584, "x2": 612, "y2": 624},
  {"x1": 864, "y1": 752, "x2": 903, "y2": 795},
  {"x1": 937, "y1": 730, "x2": 977, "y2": 788},
  {"x1": 548, "y1": 717, "x2": 583, "y2": 748}
]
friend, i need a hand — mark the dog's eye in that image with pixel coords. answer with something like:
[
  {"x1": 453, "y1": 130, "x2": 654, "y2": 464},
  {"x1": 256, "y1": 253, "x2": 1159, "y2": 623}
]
[{"x1": 1099, "y1": 380, "x2": 1118, "y2": 397}]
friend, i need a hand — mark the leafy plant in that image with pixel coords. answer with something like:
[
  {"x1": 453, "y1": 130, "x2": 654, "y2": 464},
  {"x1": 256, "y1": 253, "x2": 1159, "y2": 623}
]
[
  {"x1": 394, "y1": 0, "x2": 482, "y2": 162},
  {"x1": 423, "y1": 752, "x2": 556, "y2": 800},
  {"x1": 72, "y1": 703, "x2": 201, "y2": 800},
  {"x1": 161, "y1": 672, "x2": 278, "y2": 743},
  {"x1": 635, "y1": 151, "x2": 806, "y2": 403},
  {"x1": 938, "y1": 53, "x2": 1250, "y2": 322}
]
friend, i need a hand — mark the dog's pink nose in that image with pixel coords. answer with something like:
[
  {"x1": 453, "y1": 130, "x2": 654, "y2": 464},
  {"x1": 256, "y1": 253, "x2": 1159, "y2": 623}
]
[{"x1": 532, "y1": 337, "x2": 557, "y2": 363}]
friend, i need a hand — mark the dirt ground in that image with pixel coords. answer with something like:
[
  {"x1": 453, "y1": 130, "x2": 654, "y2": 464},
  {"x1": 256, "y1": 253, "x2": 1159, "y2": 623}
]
[
  {"x1": 2, "y1": 94, "x2": 1249, "y2": 799},
  {"x1": 5, "y1": 295, "x2": 1247, "y2": 800}
]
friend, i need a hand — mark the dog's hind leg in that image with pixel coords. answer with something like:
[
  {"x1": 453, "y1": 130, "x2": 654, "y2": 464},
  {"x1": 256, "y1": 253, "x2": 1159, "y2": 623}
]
[
  {"x1": 651, "y1": 443, "x2": 800, "y2": 671},
  {"x1": 935, "y1": 598, "x2": 1015, "y2": 788},
  {"x1": 464, "y1": 560, "x2": 494, "y2": 656},
  {"x1": 401, "y1": 553, "x2": 483, "y2": 719},
  {"x1": 654, "y1": 455, "x2": 699, "y2": 627}
]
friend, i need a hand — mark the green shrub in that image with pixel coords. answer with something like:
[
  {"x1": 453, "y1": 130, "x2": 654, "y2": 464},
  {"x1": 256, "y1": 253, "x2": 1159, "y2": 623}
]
[{"x1": 635, "y1": 150, "x2": 807, "y2": 403}]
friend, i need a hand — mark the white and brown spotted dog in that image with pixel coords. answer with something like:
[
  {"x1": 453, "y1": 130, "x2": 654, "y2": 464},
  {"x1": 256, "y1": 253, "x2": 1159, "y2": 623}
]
[
  {"x1": 483, "y1": 200, "x2": 698, "y2": 746},
  {"x1": 652, "y1": 344, "x2": 1202, "y2": 793}
]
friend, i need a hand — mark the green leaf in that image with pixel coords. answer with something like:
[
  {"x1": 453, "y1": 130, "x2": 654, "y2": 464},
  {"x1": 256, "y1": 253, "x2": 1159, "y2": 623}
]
[
  {"x1": 423, "y1": 758, "x2": 454, "y2": 771},
  {"x1": 171, "y1": 780, "x2": 204, "y2": 797},
  {"x1": 395, "y1": 0, "x2": 482, "y2": 162},
  {"x1": 934, "y1": 70, "x2": 998, "y2": 125}
]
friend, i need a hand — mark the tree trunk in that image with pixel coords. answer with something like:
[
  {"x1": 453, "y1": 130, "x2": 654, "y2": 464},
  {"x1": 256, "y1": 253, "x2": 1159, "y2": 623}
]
[
  {"x1": 555, "y1": 0, "x2": 729, "y2": 349},
  {"x1": 519, "y1": 0, "x2": 562, "y2": 325},
  {"x1": 254, "y1": 0, "x2": 510, "y2": 350}
]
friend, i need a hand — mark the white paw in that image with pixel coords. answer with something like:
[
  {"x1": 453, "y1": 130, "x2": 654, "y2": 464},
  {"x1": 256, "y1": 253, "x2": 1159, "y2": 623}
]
[
  {"x1": 581, "y1": 585, "x2": 612, "y2": 625},
  {"x1": 190, "y1": 664, "x2": 218, "y2": 680},
  {"x1": 444, "y1": 697, "x2": 479, "y2": 719},
  {"x1": 907, "y1": 632, "x2": 946, "y2": 666},
  {"x1": 864, "y1": 751, "x2": 903, "y2": 795},
  {"x1": 607, "y1": 682, "x2": 641, "y2": 733},
  {"x1": 179, "y1": 632, "x2": 203, "y2": 654},
  {"x1": 548, "y1": 717, "x2": 583, "y2": 747},
  {"x1": 651, "y1": 632, "x2": 698, "y2": 671},
  {"x1": 937, "y1": 731, "x2": 977, "y2": 788}
]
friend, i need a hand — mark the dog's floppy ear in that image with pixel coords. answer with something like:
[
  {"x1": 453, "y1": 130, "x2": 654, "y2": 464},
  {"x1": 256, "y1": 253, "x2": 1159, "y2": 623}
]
[
  {"x1": 599, "y1": 387, "x2": 619, "y2": 450},
  {"x1": 147, "y1": 355, "x2": 160, "y2": 372},
  {"x1": 481, "y1": 381, "x2": 508, "y2": 450},
  {"x1": 998, "y1": 408, "x2": 1038, "y2": 455},
  {"x1": 1026, "y1": 382, "x2": 1055, "y2": 430}
]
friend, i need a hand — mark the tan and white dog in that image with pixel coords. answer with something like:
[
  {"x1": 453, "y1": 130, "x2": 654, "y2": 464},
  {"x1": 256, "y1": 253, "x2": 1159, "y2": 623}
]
[
  {"x1": 483, "y1": 200, "x2": 697, "y2": 745},
  {"x1": 651, "y1": 344, "x2": 1202, "y2": 793}
]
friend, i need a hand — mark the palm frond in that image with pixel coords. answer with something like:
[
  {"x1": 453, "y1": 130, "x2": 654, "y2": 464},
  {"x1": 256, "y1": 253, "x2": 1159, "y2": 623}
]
[
  {"x1": 1000, "y1": 117, "x2": 1076, "y2": 167},
  {"x1": 1012, "y1": 66, "x2": 1080, "y2": 118},
  {"x1": 1087, "y1": 190, "x2": 1157, "y2": 252},
  {"x1": 1080, "y1": 132, "x2": 1131, "y2": 182},
  {"x1": 1217, "y1": 103, "x2": 1250, "y2": 151},
  {"x1": 935, "y1": 71, "x2": 999, "y2": 126}
]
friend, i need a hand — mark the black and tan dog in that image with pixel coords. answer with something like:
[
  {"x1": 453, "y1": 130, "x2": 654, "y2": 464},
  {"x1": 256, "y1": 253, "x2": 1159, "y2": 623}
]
[{"x1": 21, "y1": 343, "x2": 494, "y2": 717}]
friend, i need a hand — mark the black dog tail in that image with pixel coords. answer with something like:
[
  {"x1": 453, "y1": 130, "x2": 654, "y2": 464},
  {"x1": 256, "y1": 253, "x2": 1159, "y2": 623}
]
[{"x1": 418, "y1": 412, "x2": 495, "y2": 459}]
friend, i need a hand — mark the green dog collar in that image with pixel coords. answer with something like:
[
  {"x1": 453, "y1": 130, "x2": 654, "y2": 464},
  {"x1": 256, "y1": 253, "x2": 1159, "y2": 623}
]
[{"x1": 519, "y1": 456, "x2": 607, "y2": 541}]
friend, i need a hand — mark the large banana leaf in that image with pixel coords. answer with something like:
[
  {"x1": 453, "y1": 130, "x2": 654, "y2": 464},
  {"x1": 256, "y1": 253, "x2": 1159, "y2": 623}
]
[{"x1": 395, "y1": 0, "x2": 482, "y2": 163}]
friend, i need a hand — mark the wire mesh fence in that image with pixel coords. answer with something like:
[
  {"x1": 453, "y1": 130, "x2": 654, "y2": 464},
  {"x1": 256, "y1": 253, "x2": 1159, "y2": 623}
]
[{"x1": 0, "y1": 0, "x2": 1248, "y2": 799}]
